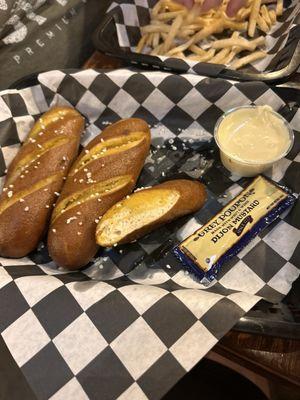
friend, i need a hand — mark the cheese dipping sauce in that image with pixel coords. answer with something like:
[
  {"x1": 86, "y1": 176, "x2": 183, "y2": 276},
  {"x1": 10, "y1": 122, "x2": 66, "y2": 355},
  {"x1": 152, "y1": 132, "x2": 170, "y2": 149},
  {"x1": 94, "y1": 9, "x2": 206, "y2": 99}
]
[{"x1": 215, "y1": 106, "x2": 294, "y2": 177}]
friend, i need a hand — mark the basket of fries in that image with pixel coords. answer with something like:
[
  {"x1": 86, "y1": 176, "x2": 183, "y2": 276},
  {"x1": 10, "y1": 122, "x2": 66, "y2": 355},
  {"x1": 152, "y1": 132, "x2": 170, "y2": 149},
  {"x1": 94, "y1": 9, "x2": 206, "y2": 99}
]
[{"x1": 94, "y1": 0, "x2": 300, "y2": 82}]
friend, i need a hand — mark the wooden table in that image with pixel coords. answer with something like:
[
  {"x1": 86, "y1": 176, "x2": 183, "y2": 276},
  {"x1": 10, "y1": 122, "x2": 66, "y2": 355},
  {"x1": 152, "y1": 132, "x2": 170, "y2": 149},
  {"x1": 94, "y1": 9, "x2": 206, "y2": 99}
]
[{"x1": 83, "y1": 51, "x2": 300, "y2": 400}]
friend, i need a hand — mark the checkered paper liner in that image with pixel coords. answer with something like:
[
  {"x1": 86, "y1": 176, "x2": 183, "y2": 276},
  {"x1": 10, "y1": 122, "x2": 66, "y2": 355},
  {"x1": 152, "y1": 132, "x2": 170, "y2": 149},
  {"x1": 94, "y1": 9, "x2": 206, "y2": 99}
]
[
  {"x1": 107, "y1": 0, "x2": 300, "y2": 75},
  {"x1": 0, "y1": 69, "x2": 299, "y2": 400}
]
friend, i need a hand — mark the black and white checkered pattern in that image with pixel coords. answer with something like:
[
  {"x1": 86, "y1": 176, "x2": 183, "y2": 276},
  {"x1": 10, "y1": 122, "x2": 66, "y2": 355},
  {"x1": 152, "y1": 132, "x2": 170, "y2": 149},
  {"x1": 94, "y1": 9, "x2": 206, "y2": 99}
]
[
  {"x1": 107, "y1": 0, "x2": 300, "y2": 74},
  {"x1": 0, "y1": 69, "x2": 299, "y2": 400}
]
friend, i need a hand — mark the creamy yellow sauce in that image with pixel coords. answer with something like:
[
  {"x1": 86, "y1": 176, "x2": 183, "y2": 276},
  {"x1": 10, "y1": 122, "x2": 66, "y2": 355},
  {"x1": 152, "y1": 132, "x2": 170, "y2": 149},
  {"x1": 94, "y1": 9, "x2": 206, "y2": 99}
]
[{"x1": 217, "y1": 106, "x2": 291, "y2": 163}]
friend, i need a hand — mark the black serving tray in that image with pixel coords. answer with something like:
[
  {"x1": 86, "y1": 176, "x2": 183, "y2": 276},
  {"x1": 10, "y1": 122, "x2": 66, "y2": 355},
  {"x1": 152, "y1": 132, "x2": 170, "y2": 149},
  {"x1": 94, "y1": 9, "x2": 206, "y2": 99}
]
[
  {"x1": 8, "y1": 72, "x2": 300, "y2": 340},
  {"x1": 93, "y1": 6, "x2": 300, "y2": 84}
]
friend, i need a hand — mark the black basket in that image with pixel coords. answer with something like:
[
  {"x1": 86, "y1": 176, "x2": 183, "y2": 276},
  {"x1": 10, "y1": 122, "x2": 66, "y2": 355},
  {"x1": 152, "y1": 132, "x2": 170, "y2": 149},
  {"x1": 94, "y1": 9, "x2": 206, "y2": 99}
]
[
  {"x1": 8, "y1": 72, "x2": 300, "y2": 340},
  {"x1": 93, "y1": 5, "x2": 300, "y2": 84}
]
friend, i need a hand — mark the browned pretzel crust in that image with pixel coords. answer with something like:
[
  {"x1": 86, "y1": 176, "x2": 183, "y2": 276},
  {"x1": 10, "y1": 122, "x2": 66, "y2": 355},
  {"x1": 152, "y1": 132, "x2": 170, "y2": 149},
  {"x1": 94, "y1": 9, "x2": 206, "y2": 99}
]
[
  {"x1": 47, "y1": 118, "x2": 151, "y2": 270},
  {"x1": 0, "y1": 107, "x2": 84, "y2": 258}
]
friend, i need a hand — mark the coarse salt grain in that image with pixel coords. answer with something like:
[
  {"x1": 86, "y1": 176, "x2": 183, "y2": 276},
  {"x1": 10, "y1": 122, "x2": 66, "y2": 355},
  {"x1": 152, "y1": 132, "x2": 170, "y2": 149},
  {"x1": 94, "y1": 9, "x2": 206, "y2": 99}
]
[
  {"x1": 95, "y1": 219, "x2": 99, "y2": 223},
  {"x1": 7, "y1": 191, "x2": 13, "y2": 198},
  {"x1": 76, "y1": 211, "x2": 81, "y2": 215},
  {"x1": 54, "y1": 192, "x2": 60, "y2": 196},
  {"x1": 24, "y1": 206, "x2": 29, "y2": 212},
  {"x1": 52, "y1": 228, "x2": 56, "y2": 233},
  {"x1": 19, "y1": 198, "x2": 24, "y2": 202},
  {"x1": 87, "y1": 172, "x2": 91, "y2": 178},
  {"x1": 77, "y1": 232, "x2": 82, "y2": 236},
  {"x1": 66, "y1": 217, "x2": 77, "y2": 224},
  {"x1": 45, "y1": 205, "x2": 50, "y2": 208},
  {"x1": 8, "y1": 184, "x2": 13, "y2": 188},
  {"x1": 78, "y1": 222, "x2": 83, "y2": 226},
  {"x1": 166, "y1": 264, "x2": 171, "y2": 269}
]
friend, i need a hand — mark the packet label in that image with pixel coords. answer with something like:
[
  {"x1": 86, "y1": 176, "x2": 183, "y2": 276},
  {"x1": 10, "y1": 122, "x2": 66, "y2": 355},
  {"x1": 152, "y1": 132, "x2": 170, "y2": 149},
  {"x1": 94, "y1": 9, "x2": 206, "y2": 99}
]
[{"x1": 174, "y1": 175, "x2": 296, "y2": 282}]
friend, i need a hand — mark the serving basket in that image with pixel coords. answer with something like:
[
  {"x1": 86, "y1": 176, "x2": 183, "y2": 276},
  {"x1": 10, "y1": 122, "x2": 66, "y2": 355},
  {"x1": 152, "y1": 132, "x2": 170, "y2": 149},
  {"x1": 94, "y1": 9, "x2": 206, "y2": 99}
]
[{"x1": 93, "y1": 0, "x2": 300, "y2": 83}]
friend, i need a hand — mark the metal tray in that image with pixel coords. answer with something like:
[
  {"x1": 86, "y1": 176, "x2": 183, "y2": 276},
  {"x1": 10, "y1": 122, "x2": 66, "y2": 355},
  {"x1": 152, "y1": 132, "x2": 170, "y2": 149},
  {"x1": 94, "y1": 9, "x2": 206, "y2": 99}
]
[
  {"x1": 93, "y1": 6, "x2": 300, "y2": 84},
  {"x1": 7, "y1": 72, "x2": 300, "y2": 340}
]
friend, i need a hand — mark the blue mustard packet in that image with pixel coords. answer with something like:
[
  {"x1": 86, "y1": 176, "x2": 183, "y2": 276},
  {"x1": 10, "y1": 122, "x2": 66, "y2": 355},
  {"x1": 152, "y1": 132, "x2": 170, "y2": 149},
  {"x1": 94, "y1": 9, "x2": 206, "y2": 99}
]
[{"x1": 173, "y1": 175, "x2": 296, "y2": 284}]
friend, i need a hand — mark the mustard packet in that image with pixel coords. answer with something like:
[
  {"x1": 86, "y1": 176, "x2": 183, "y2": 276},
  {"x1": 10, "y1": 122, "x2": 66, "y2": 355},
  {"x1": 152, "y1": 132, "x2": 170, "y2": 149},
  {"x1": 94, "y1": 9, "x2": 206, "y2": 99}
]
[{"x1": 173, "y1": 175, "x2": 296, "y2": 283}]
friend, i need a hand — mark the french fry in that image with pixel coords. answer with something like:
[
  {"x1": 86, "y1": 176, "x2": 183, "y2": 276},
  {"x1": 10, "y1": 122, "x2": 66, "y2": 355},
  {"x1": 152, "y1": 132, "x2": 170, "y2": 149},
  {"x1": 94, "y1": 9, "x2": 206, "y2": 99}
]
[
  {"x1": 136, "y1": 34, "x2": 147, "y2": 53},
  {"x1": 173, "y1": 51, "x2": 185, "y2": 58},
  {"x1": 188, "y1": 49, "x2": 216, "y2": 62},
  {"x1": 152, "y1": 32, "x2": 160, "y2": 48},
  {"x1": 137, "y1": 0, "x2": 279, "y2": 69},
  {"x1": 162, "y1": 14, "x2": 184, "y2": 53},
  {"x1": 230, "y1": 50, "x2": 266, "y2": 69},
  {"x1": 141, "y1": 24, "x2": 170, "y2": 34},
  {"x1": 167, "y1": 37, "x2": 195, "y2": 56},
  {"x1": 261, "y1": 5, "x2": 272, "y2": 27},
  {"x1": 180, "y1": 29, "x2": 195, "y2": 37},
  {"x1": 237, "y1": 7, "x2": 251, "y2": 21},
  {"x1": 152, "y1": 0, "x2": 163, "y2": 17},
  {"x1": 146, "y1": 33, "x2": 154, "y2": 46},
  {"x1": 223, "y1": 51, "x2": 237, "y2": 65},
  {"x1": 276, "y1": 0, "x2": 283, "y2": 16},
  {"x1": 211, "y1": 37, "x2": 257, "y2": 51},
  {"x1": 186, "y1": 3, "x2": 202, "y2": 24},
  {"x1": 162, "y1": 0, "x2": 185, "y2": 12},
  {"x1": 189, "y1": 44, "x2": 206, "y2": 55},
  {"x1": 248, "y1": 0, "x2": 262, "y2": 37},
  {"x1": 210, "y1": 48, "x2": 231, "y2": 64},
  {"x1": 191, "y1": 20, "x2": 225, "y2": 45},
  {"x1": 269, "y1": 9, "x2": 277, "y2": 24},
  {"x1": 151, "y1": 43, "x2": 163, "y2": 55},
  {"x1": 257, "y1": 14, "x2": 269, "y2": 32},
  {"x1": 156, "y1": 10, "x2": 187, "y2": 21},
  {"x1": 224, "y1": 20, "x2": 248, "y2": 31}
]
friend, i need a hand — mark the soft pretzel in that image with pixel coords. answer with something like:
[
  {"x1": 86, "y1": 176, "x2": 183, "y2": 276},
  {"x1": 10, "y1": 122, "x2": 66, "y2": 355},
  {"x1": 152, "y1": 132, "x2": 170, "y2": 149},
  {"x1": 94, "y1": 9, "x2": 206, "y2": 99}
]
[
  {"x1": 0, "y1": 107, "x2": 84, "y2": 257},
  {"x1": 47, "y1": 118, "x2": 151, "y2": 270}
]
